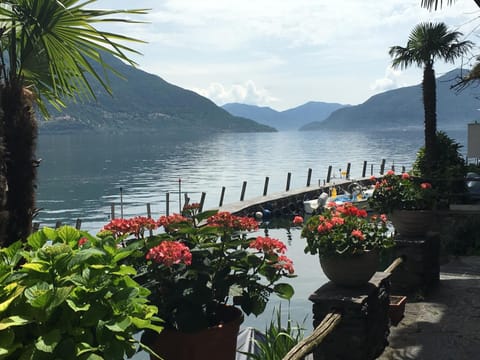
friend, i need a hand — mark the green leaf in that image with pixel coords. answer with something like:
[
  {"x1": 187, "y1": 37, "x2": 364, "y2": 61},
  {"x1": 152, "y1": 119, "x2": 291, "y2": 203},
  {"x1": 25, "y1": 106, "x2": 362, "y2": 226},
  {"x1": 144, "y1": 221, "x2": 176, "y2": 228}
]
[
  {"x1": 112, "y1": 250, "x2": 134, "y2": 263},
  {"x1": 27, "y1": 231, "x2": 49, "y2": 249},
  {"x1": 66, "y1": 299, "x2": 90, "y2": 312},
  {"x1": 112, "y1": 265, "x2": 136, "y2": 276},
  {"x1": 0, "y1": 316, "x2": 30, "y2": 330},
  {"x1": 130, "y1": 317, "x2": 163, "y2": 332},
  {"x1": 41, "y1": 227, "x2": 58, "y2": 242},
  {"x1": 69, "y1": 248, "x2": 105, "y2": 267},
  {"x1": 21, "y1": 262, "x2": 47, "y2": 273},
  {"x1": 24, "y1": 283, "x2": 53, "y2": 308},
  {"x1": 35, "y1": 329, "x2": 61, "y2": 353},
  {"x1": 0, "y1": 285, "x2": 24, "y2": 313},
  {"x1": 105, "y1": 317, "x2": 132, "y2": 332},
  {"x1": 57, "y1": 226, "x2": 80, "y2": 244},
  {"x1": 273, "y1": 283, "x2": 295, "y2": 300}
]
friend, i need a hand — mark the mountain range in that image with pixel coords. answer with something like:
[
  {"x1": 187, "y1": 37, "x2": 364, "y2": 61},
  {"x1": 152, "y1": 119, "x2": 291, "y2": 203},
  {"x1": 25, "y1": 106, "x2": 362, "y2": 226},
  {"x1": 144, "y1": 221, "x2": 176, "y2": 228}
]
[
  {"x1": 38, "y1": 53, "x2": 275, "y2": 134},
  {"x1": 300, "y1": 69, "x2": 480, "y2": 131},
  {"x1": 221, "y1": 101, "x2": 348, "y2": 131}
]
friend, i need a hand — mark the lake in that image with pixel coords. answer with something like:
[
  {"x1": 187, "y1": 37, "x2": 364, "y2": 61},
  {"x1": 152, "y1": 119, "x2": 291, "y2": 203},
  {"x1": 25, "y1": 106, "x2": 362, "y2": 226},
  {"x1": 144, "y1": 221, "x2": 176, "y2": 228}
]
[{"x1": 35, "y1": 128, "x2": 468, "y2": 349}]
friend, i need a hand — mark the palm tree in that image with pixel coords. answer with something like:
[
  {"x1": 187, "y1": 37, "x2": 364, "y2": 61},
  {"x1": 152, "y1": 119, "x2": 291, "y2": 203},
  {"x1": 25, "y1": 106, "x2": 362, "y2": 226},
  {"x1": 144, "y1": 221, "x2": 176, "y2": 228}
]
[
  {"x1": 420, "y1": 0, "x2": 480, "y2": 10},
  {"x1": 389, "y1": 22, "x2": 472, "y2": 178},
  {"x1": 0, "y1": 1, "x2": 147, "y2": 246}
]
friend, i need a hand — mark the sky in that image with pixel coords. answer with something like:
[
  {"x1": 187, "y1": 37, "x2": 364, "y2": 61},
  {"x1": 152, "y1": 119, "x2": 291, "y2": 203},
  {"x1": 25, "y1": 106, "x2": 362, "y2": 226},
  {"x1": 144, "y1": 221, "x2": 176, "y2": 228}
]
[{"x1": 95, "y1": 0, "x2": 480, "y2": 111}]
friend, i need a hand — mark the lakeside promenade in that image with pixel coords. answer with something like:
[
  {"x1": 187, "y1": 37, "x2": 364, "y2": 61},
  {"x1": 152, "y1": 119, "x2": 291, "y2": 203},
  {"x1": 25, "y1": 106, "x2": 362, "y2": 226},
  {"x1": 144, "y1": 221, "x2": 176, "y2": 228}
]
[{"x1": 380, "y1": 256, "x2": 480, "y2": 359}]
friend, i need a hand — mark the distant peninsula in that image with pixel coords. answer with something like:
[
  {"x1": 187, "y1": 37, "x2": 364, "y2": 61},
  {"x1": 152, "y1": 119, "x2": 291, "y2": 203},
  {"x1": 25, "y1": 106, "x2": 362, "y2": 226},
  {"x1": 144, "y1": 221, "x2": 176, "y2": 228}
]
[{"x1": 38, "y1": 53, "x2": 275, "y2": 135}]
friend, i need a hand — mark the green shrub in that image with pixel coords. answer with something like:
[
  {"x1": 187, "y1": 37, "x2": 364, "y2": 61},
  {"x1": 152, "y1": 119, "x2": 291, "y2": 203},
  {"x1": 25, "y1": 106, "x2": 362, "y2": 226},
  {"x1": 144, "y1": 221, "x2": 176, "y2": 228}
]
[
  {"x1": 0, "y1": 226, "x2": 163, "y2": 360},
  {"x1": 412, "y1": 131, "x2": 467, "y2": 203}
]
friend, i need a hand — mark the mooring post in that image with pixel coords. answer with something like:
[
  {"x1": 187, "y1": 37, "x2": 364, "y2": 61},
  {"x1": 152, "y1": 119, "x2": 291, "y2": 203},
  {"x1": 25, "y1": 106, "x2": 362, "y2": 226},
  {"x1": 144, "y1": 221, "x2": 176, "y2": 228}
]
[
  {"x1": 110, "y1": 203, "x2": 115, "y2": 220},
  {"x1": 55, "y1": 221, "x2": 62, "y2": 229},
  {"x1": 120, "y1": 187, "x2": 124, "y2": 219},
  {"x1": 362, "y1": 161, "x2": 367, "y2": 178},
  {"x1": 402, "y1": 165, "x2": 406, "y2": 173},
  {"x1": 199, "y1": 192, "x2": 206, "y2": 211},
  {"x1": 307, "y1": 168, "x2": 312, "y2": 187},
  {"x1": 380, "y1": 159, "x2": 386, "y2": 175},
  {"x1": 146, "y1": 203, "x2": 153, "y2": 237},
  {"x1": 219, "y1": 186, "x2": 226, "y2": 207},
  {"x1": 263, "y1": 177, "x2": 269, "y2": 196},
  {"x1": 240, "y1": 181, "x2": 247, "y2": 201},
  {"x1": 346, "y1": 163, "x2": 351, "y2": 179},
  {"x1": 371, "y1": 164, "x2": 374, "y2": 176},
  {"x1": 178, "y1": 179, "x2": 182, "y2": 213},
  {"x1": 326, "y1": 166, "x2": 332, "y2": 183},
  {"x1": 286, "y1": 172, "x2": 292, "y2": 191},
  {"x1": 166, "y1": 192, "x2": 170, "y2": 216},
  {"x1": 75, "y1": 218, "x2": 82, "y2": 230},
  {"x1": 391, "y1": 161, "x2": 395, "y2": 172}
]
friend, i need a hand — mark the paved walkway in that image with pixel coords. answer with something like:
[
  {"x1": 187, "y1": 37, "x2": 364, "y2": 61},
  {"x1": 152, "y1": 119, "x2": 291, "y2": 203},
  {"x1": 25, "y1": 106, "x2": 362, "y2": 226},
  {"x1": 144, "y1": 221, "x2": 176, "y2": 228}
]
[{"x1": 379, "y1": 256, "x2": 480, "y2": 360}]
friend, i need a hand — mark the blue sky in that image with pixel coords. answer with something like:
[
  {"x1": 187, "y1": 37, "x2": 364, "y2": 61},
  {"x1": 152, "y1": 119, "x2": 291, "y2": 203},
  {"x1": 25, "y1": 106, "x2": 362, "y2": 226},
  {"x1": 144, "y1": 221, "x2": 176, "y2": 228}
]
[{"x1": 95, "y1": 0, "x2": 480, "y2": 110}]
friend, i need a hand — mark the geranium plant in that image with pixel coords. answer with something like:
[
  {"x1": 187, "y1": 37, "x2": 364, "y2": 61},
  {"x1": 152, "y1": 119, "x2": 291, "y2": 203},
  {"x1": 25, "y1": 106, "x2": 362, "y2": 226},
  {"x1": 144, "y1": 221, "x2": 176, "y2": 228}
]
[
  {"x1": 299, "y1": 203, "x2": 393, "y2": 257},
  {"x1": 368, "y1": 170, "x2": 437, "y2": 214},
  {"x1": 101, "y1": 205, "x2": 295, "y2": 334},
  {"x1": 0, "y1": 226, "x2": 162, "y2": 360}
]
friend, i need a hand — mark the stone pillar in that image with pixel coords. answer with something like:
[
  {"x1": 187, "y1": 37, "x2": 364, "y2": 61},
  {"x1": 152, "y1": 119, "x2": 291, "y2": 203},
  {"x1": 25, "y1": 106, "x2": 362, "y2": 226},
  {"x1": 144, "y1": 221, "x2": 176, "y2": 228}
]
[
  {"x1": 388, "y1": 232, "x2": 440, "y2": 294},
  {"x1": 309, "y1": 272, "x2": 391, "y2": 360}
]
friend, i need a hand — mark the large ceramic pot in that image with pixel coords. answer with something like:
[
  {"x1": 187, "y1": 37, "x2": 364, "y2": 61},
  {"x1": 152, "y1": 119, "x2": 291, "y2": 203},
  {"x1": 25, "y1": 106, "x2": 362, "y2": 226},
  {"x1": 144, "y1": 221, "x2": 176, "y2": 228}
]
[
  {"x1": 390, "y1": 210, "x2": 435, "y2": 238},
  {"x1": 320, "y1": 250, "x2": 379, "y2": 287},
  {"x1": 145, "y1": 305, "x2": 244, "y2": 360}
]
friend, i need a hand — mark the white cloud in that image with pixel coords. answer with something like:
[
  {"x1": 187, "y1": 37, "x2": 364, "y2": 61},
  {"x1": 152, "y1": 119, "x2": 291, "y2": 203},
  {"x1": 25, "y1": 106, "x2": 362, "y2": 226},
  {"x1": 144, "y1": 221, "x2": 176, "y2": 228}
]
[
  {"x1": 193, "y1": 80, "x2": 278, "y2": 107},
  {"x1": 371, "y1": 67, "x2": 405, "y2": 92}
]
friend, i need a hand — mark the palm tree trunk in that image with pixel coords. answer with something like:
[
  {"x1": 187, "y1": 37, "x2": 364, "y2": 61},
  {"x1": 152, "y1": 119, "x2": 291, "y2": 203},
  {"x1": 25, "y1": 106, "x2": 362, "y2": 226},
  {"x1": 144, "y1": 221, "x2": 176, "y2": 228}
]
[
  {"x1": 422, "y1": 64, "x2": 437, "y2": 178},
  {"x1": 1, "y1": 83, "x2": 37, "y2": 245}
]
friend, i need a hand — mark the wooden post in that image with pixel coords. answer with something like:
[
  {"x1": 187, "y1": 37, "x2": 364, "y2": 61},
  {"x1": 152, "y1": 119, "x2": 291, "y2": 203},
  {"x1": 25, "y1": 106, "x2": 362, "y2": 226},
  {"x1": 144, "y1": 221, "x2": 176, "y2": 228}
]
[
  {"x1": 380, "y1": 159, "x2": 386, "y2": 175},
  {"x1": 240, "y1": 181, "x2": 247, "y2": 201},
  {"x1": 32, "y1": 222, "x2": 40, "y2": 232},
  {"x1": 55, "y1": 221, "x2": 62, "y2": 229},
  {"x1": 371, "y1": 164, "x2": 374, "y2": 176},
  {"x1": 184, "y1": 193, "x2": 190, "y2": 210},
  {"x1": 199, "y1": 192, "x2": 206, "y2": 212},
  {"x1": 263, "y1": 177, "x2": 269, "y2": 196},
  {"x1": 166, "y1": 192, "x2": 170, "y2": 216},
  {"x1": 146, "y1": 203, "x2": 153, "y2": 237},
  {"x1": 402, "y1": 165, "x2": 406, "y2": 173},
  {"x1": 362, "y1": 161, "x2": 367, "y2": 178},
  {"x1": 307, "y1": 168, "x2": 312, "y2": 187},
  {"x1": 286, "y1": 172, "x2": 291, "y2": 191},
  {"x1": 178, "y1": 179, "x2": 182, "y2": 213},
  {"x1": 219, "y1": 186, "x2": 226, "y2": 207},
  {"x1": 110, "y1": 203, "x2": 115, "y2": 220},
  {"x1": 75, "y1": 219, "x2": 82, "y2": 230},
  {"x1": 391, "y1": 161, "x2": 395, "y2": 172},
  {"x1": 120, "y1": 187, "x2": 124, "y2": 219},
  {"x1": 326, "y1": 166, "x2": 332, "y2": 183},
  {"x1": 346, "y1": 163, "x2": 351, "y2": 179}
]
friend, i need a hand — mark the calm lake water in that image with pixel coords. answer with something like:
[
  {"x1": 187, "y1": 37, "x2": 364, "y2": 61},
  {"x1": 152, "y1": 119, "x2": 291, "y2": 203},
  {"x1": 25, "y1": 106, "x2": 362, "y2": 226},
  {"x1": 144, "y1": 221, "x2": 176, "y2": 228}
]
[{"x1": 35, "y1": 128, "x2": 468, "y2": 344}]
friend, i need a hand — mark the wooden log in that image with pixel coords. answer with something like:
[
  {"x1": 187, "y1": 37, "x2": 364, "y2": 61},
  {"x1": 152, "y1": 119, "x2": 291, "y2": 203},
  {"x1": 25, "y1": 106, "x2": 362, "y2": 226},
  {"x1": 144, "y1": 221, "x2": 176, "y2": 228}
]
[
  {"x1": 362, "y1": 161, "x2": 367, "y2": 178},
  {"x1": 199, "y1": 192, "x2": 206, "y2": 212},
  {"x1": 286, "y1": 172, "x2": 292, "y2": 191},
  {"x1": 282, "y1": 310, "x2": 342, "y2": 360},
  {"x1": 346, "y1": 163, "x2": 351, "y2": 179},
  {"x1": 384, "y1": 256, "x2": 404, "y2": 274},
  {"x1": 380, "y1": 159, "x2": 386, "y2": 175},
  {"x1": 307, "y1": 168, "x2": 312, "y2": 187}
]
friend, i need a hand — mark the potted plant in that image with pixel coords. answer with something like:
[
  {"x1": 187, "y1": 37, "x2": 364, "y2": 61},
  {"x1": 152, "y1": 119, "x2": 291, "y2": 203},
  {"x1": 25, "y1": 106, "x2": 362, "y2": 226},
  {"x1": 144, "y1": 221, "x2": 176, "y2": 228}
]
[
  {"x1": 368, "y1": 170, "x2": 438, "y2": 238},
  {"x1": 101, "y1": 204, "x2": 295, "y2": 360},
  {"x1": 0, "y1": 226, "x2": 163, "y2": 360},
  {"x1": 297, "y1": 203, "x2": 394, "y2": 287}
]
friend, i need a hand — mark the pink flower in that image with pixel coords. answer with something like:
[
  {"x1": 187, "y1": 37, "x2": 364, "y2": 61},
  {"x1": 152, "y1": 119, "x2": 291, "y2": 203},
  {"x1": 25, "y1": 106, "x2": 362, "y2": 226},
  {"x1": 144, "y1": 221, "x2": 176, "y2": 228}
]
[
  {"x1": 293, "y1": 216, "x2": 304, "y2": 225},
  {"x1": 146, "y1": 241, "x2": 192, "y2": 267},
  {"x1": 274, "y1": 255, "x2": 295, "y2": 274},
  {"x1": 78, "y1": 237, "x2": 88, "y2": 247},
  {"x1": 401, "y1": 172, "x2": 410, "y2": 179},
  {"x1": 386, "y1": 170, "x2": 395, "y2": 175},
  {"x1": 249, "y1": 236, "x2": 287, "y2": 254},
  {"x1": 351, "y1": 229, "x2": 365, "y2": 241},
  {"x1": 421, "y1": 182, "x2": 432, "y2": 189},
  {"x1": 380, "y1": 214, "x2": 388, "y2": 223}
]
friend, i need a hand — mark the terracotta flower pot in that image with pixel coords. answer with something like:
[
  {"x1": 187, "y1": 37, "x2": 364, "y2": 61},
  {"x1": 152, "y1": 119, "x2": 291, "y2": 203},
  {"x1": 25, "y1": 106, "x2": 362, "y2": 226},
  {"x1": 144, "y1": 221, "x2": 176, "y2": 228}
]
[
  {"x1": 145, "y1": 305, "x2": 244, "y2": 360},
  {"x1": 389, "y1": 295, "x2": 407, "y2": 326},
  {"x1": 390, "y1": 210, "x2": 435, "y2": 238},
  {"x1": 319, "y1": 250, "x2": 379, "y2": 287}
]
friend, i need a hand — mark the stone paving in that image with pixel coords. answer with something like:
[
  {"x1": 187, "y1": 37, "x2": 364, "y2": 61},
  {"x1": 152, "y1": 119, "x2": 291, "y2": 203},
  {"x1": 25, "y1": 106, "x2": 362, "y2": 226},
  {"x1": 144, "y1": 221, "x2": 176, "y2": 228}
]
[{"x1": 379, "y1": 256, "x2": 480, "y2": 360}]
